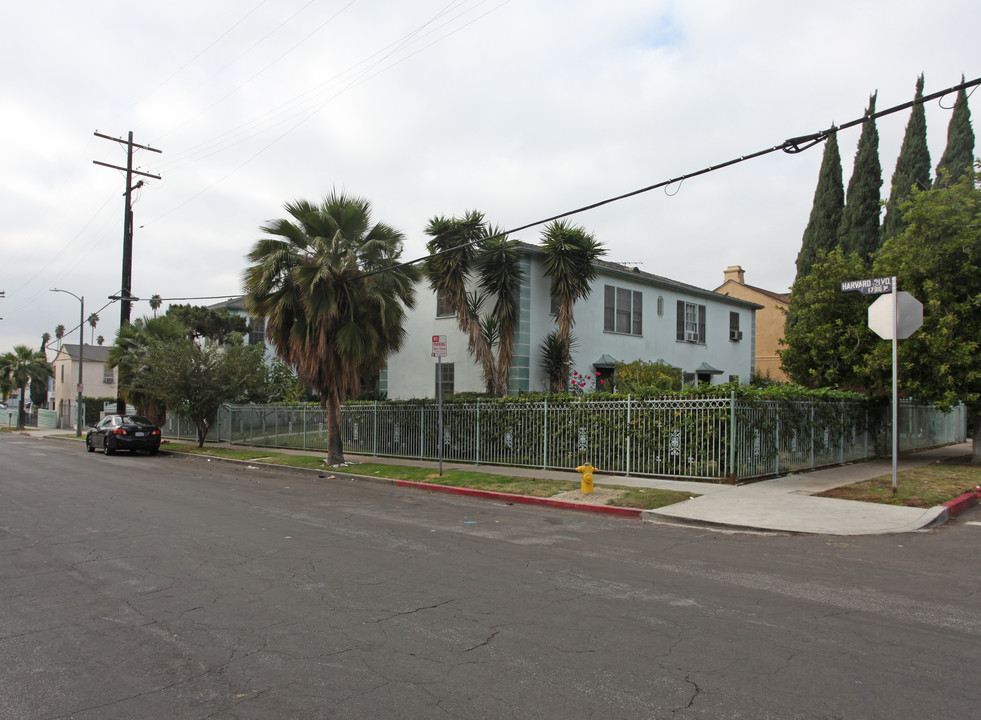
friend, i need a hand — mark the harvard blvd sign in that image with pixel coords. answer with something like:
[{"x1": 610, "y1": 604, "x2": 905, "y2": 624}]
[{"x1": 840, "y1": 276, "x2": 894, "y2": 295}]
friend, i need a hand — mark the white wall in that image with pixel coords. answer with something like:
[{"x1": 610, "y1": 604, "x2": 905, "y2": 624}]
[{"x1": 384, "y1": 255, "x2": 758, "y2": 399}]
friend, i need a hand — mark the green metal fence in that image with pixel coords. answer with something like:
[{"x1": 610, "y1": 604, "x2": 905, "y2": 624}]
[{"x1": 182, "y1": 396, "x2": 966, "y2": 481}]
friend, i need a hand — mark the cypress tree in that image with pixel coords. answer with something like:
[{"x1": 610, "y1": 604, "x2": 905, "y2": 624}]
[
  {"x1": 838, "y1": 93, "x2": 883, "y2": 263},
  {"x1": 882, "y1": 75, "x2": 932, "y2": 242},
  {"x1": 936, "y1": 78, "x2": 976, "y2": 184},
  {"x1": 795, "y1": 128, "x2": 844, "y2": 280}
]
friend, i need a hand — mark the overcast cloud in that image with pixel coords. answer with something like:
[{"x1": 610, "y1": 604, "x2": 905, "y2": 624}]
[{"x1": 1, "y1": 0, "x2": 977, "y2": 352}]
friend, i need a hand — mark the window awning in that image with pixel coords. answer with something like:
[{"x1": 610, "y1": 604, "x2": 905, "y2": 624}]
[
  {"x1": 654, "y1": 358, "x2": 681, "y2": 370},
  {"x1": 593, "y1": 354, "x2": 619, "y2": 367},
  {"x1": 695, "y1": 362, "x2": 724, "y2": 375}
]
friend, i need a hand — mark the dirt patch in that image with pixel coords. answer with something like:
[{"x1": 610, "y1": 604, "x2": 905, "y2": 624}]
[{"x1": 551, "y1": 487, "x2": 626, "y2": 505}]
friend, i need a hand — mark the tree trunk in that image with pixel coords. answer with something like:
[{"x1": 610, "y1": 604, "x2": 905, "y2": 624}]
[
  {"x1": 972, "y1": 410, "x2": 981, "y2": 465},
  {"x1": 326, "y1": 386, "x2": 344, "y2": 466}
]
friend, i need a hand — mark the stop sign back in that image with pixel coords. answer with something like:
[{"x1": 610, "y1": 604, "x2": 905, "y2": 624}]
[{"x1": 868, "y1": 291, "x2": 923, "y2": 340}]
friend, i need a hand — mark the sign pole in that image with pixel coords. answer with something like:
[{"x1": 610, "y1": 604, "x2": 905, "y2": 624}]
[
  {"x1": 432, "y1": 334, "x2": 447, "y2": 477},
  {"x1": 438, "y1": 355, "x2": 443, "y2": 476},
  {"x1": 891, "y1": 276, "x2": 898, "y2": 494}
]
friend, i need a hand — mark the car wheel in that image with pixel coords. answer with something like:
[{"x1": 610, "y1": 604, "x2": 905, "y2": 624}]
[
  {"x1": 86, "y1": 438, "x2": 95, "y2": 453},
  {"x1": 104, "y1": 438, "x2": 115, "y2": 456}
]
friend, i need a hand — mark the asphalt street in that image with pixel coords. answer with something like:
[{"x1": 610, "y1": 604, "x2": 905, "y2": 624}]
[{"x1": 1, "y1": 434, "x2": 979, "y2": 719}]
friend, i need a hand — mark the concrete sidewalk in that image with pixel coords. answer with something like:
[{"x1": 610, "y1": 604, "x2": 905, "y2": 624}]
[{"x1": 14, "y1": 427, "x2": 977, "y2": 535}]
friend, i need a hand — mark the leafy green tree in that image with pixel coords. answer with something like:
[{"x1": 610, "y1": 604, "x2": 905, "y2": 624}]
[
  {"x1": 838, "y1": 93, "x2": 883, "y2": 263},
  {"x1": 882, "y1": 75, "x2": 932, "y2": 242},
  {"x1": 795, "y1": 128, "x2": 844, "y2": 280},
  {"x1": 0, "y1": 346, "x2": 52, "y2": 429},
  {"x1": 873, "y1": 167, "x2": 981, "y2": 462},
  {"x1": 165, "y1": 304, "x2": 247, "y2": 342},
  {"x1": 133, "y1": 337, "x2": 269, "y2": 447},
  {"x1": 244, "y1": 191, "x2": 419, "y2": 465},
  {"x1": 780, "y1": 248, "x2": 877, "y2": 390},
  {"x1": 107, "y1": 315, "x2": 188, "y2": 425},
  {"x1": 935, "y1": 78, "x2": 976, "y2": 184}
]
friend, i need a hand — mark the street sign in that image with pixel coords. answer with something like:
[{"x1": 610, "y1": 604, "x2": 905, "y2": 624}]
[
  {"x1": 841, "y1": 277, "x2": 895, "y2": 295},
  {"x1": 868, "y1": 292, "x2": 923, "y2": 340},
  {"x1": 431, "y1": 335, "x2": 447, "y2": 357}
]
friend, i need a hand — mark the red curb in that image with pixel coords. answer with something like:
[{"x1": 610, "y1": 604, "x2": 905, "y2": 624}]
[
  {"x1": 394, "y1": 479, "x2": 644, "y2": 518},
  {"x1": 942, "y1": 491, "x2": 979, "y2": 517}
]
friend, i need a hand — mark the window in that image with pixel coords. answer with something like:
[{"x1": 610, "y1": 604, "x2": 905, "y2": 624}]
[
  {"x1": 603, "y1": 285, "x2": 643, "y2": 335},
  {"x1": 436, "y1": 289, "x2": 455, "y2": 318},
  {"x1": 729, "y1": 312, "x2": 742, "y2": 341},
  {"x1": 248, "y1": 317, "x2": 266, "y2": 345},
  {"x1": 103, "y1": 367, "x2": 114, "y2": 384},
  {"x1": 676, "y1": 301, "x2": 706, "y2": 343},
  {"x1": 60, "y1": 365, "x2": 64, "y2": 383},
  {"x1": 657, "y1": 295, "x2": 664, "y2": 317},
  {"x1": 435, "y1": 362, "x2": 454, "y2": 396}
]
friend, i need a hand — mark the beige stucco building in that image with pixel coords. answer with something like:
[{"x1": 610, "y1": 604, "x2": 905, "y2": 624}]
[
  {"x1": 49, "y1": 344, "x2": 117, "y2": 428},
  {"x1": 714, "y1": 266, "x2": 790, "y2": 382}
]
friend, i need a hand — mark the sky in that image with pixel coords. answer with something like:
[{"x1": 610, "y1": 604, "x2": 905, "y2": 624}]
[{"x1": 1, "y1": 0, "x2": 977, "y2": 355}]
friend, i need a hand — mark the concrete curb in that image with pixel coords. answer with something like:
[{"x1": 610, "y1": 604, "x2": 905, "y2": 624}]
[
  {"x1": 389, "y1": 479, "x2": 644, "y2": 518},
  {"x1": 942, "y1": 489, "x2": 981, "y2": 518}
]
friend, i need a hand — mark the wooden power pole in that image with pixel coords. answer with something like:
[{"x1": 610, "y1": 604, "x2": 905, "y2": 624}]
[{"x1": 94, "y1": 131, "x2": 162, "y2": 413}]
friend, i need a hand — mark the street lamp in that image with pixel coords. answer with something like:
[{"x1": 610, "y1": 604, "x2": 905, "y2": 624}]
[{"x1": 50, "y1": 288, "x2": 84, "y2": 437}]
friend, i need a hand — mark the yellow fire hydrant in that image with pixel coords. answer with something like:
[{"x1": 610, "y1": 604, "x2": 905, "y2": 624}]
[{"x1": 575, "y1": 462, "x2": 597, "y2": 494}]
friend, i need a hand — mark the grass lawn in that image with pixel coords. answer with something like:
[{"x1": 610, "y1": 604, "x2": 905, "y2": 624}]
[
  {"x1": 163, "y1": 442, "x2": 697, "y2": 510},
  {"x1": 817, "y1": 459, "x2": 980, "y2": 507}
]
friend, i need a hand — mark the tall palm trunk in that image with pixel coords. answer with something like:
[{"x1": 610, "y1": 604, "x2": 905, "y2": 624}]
[{"x1": 326, "y1": 385, "x2": 345, "y2": 465}]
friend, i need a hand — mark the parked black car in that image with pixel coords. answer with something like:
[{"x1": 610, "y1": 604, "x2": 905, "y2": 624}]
[{"x1": 86, "y1": 414, "x2": 162, "y2": 456}]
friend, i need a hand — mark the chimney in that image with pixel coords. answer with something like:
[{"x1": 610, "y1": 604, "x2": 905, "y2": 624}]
[{"x1": 724, "y1": 265, "x2": 745, "y2": 285}]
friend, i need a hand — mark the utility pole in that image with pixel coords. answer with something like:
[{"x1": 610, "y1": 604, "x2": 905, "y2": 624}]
[{"x1": 94, "y1": 131, "x2": 162, "y2": 413}]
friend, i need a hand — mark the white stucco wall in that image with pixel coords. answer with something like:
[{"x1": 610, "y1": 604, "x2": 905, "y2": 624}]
[{"x1": 384, "y1": 253, "x2": 759, "y2": 399}]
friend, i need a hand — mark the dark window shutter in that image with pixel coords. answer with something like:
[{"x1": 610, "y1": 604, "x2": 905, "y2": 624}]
[
  {"x1": 676, "y1": 301, "x2": 685, "y2": 341},
  {"x1": 698, "y1": 305, "x2": 706, "y2": 344}
]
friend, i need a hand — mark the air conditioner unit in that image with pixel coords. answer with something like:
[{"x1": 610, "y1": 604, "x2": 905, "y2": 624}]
[
  {"x1": 685, "y1": 331, "x2": 699, "y2": 343},
  {"x1": 103, "y1": 377, "x2": 114, "y2": 383},
  {"x1": 730, "y1": 330, "x2": 743, "y2": 341}
]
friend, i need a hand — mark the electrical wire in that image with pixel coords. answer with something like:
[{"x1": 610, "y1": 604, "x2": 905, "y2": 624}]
[{"x1": 351, "y1": 75, "x2": 981, "y2": 282}]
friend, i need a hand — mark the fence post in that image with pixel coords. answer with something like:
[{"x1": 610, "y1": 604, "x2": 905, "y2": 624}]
[
  {"x1": 775, "y1": 407, "x2": 780, "y2": 476},
  {"x1": 542, "y1": 398, "x2": 548, "y2": 469},
  {"x1": 729, "y1": 390, "x2": 736, "y2": 481},
  {"x1": 809, "y1": 404, "x2": 815, "y2": 469},
  {"x1": 373, "y1": 400, "x2": 378, "y2": 456},
  {"x1": 420, "y1": 407, "x2": 425, "y2": 459},
  {"x1": 476, "y1": 401, "x2": 481, "y2": 465},
  {"x1": 626, "y1": 395, "x2": 631, "y2": 476}
]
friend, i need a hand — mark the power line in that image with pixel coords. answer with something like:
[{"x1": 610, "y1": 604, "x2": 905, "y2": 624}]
[{"x1": 353, "y1": 75, "x2": 981, "y2": 282}]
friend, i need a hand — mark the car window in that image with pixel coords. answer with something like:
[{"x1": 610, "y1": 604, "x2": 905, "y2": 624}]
[{"x1": 127, "y1": 416, "x2": 154, "y2": 425}]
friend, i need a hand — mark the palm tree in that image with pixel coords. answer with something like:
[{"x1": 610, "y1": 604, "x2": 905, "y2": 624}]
[
  {"x1": 40, "y1": 332, "x2": 51, "y2": 354},
  {"x1": 423, "y1": 212, "x2": 523, "y2": 395},
  {"x1": 87, "y1": 313, "x2": 100, "y2": 345},
  {"x1": 97, "y1": 335, "x2": 105, "y2": 346},
  {"x1": 107, "y1": 315, "x2": 186, "y2": 425},
  {"x1": 149, "y1": 294, "x2": 162, "y2": 318},
  {"x1": 54, "y1": 324, "x2": 66, "y2": 351},
  {"x1": 474, "y1": 226, "x2": 523, "y2": 394},
  {"x1": 0, "y1": 345, "x2": 53, "y2": 429},
  {"x1": 244, "y1": 191, "x2": 419, "y2": 465},
  {"x1": 540, "y1": 220, "x2": 606, "y2": 387}
]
